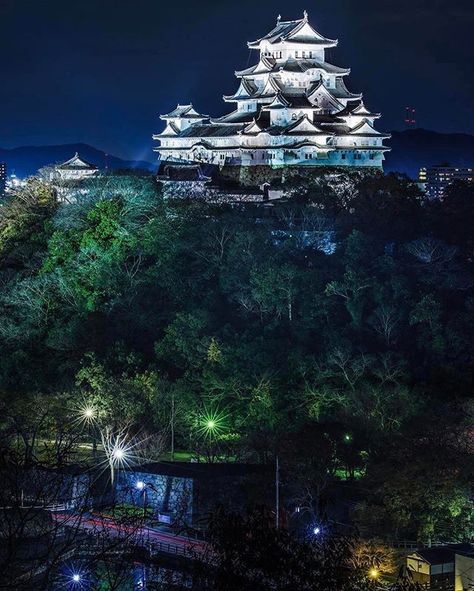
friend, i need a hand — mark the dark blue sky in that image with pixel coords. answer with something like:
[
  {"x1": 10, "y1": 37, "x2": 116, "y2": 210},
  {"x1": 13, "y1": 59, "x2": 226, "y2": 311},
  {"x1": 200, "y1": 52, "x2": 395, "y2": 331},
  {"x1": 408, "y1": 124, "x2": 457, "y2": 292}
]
[{"x1": 1, "y1": 0, "x2": 473, "y2": 161}]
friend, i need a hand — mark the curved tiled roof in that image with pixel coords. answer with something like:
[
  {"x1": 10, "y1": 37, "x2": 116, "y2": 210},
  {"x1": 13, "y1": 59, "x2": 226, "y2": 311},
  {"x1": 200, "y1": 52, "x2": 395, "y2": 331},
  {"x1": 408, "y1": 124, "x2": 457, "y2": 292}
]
[
  {"x1": 180, "y1": 124, "x2": 246, "y2": 138},
  {"x1": 57, "y1": 153, "x2": 97, "y2": 170},
  {"x1": 210, "y1": 110, "x2": 257, "y2": 125},
  {"x1": 161, "y1": 104, "x2": 208, "y2": 119},
  {"x1": 236, "y1": 58, "x2": 349, "y2": 78},
  {"x1": 248, "y1": 15, "x2": 337, "y2": 48}
]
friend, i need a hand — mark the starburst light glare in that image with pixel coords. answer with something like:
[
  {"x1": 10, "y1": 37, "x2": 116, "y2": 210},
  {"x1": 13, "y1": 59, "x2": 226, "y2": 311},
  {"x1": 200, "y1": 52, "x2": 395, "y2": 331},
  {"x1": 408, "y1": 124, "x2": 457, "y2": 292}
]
[
  {"x1": 99, "y1": 426, "x2": 150, "y2": 483},
  {"x1": 113, "y1": 447, "x2": 124, "y2": 460},
  {"x1": 72, "y1": 400, "x2": 99, "y2": 427},
  {"x1": 100, "y1": 425, "x2": 145, "y2": 484},
  {"x1": 196, "y1": 407, "x2": 228, "y2": 440},
  {"x1": 369, "y1": 568, "x2": 379, "y2": 579}
]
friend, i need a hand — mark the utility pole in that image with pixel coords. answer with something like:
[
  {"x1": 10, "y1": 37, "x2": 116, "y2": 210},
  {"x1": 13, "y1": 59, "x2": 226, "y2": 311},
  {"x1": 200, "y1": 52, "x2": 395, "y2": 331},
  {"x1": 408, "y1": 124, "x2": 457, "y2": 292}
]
[
  {"x1": 275, "y1": 456, "x2": 280, "y2": 529},
  {"x1": 171, "y1": 392, "x2": 175, "y2": 461}
]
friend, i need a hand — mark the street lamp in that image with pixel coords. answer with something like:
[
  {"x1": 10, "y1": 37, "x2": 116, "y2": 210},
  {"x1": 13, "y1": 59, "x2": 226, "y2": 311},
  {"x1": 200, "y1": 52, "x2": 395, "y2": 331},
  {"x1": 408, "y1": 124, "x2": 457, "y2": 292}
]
[
  {"x1": 369, "y1": 568, "x2": 379, "y2": 579},
  {"x1": 109, "y1": 444, "x2": 127, "y2": 483},
  {"x1": 112, "y1": 447, "x2": 125, "y2": 461},
  {"x1": 136, "y1": 480, "x2": 149, "y2": 518},
  {"x1": 76, "y1": 403, "x2": 97, "y2": 425},
  {"x1": 72, "y1": 573, "x2": 81, "y2": 584},
  {"x1": 101, "y1": 429, "x2": 134, "y2": 485},
  {"x1": 74, "y1": 402, "x2": 99, "y2": 458},
  {"x1": 83, "y1": 407, "x2": 95, "y2": 420},
  {"x1": 197, "y1": 408, "x2": 228, "y2": 441},
  {"x1": 308, "y1": 523, "x2": 326, "y2": 539}
]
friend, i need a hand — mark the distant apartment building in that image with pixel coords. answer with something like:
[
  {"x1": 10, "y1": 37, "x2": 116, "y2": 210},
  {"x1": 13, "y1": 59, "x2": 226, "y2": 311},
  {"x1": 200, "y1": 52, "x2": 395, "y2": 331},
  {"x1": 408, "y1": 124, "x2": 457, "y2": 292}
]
[
  {"x1": 0, "y1": 162, "x2": 6, "y2": 196},
  {"x1": 419, "y1": 165, "x2": 474, "y2": 199}
]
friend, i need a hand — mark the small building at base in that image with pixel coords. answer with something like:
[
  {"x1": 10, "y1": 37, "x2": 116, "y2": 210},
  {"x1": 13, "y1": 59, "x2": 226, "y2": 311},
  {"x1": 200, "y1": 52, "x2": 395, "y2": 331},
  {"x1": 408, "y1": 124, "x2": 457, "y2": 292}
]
[
  {"x1": 115, "y1": 462, "x2": 271, "y2": 530},
  {"x1": 455, "y1": 550, "x2": 474, "y2": 591},
  {"x1": 406, "y1": 545, "x2": 474, "y2": 590}
]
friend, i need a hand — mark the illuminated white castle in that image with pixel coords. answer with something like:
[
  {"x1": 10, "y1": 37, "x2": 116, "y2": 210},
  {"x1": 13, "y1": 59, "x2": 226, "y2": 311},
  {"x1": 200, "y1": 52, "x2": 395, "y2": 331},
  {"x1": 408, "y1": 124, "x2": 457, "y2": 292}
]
[{"x1": 154, "y1": 12, "x2": 390, "y2": 171}]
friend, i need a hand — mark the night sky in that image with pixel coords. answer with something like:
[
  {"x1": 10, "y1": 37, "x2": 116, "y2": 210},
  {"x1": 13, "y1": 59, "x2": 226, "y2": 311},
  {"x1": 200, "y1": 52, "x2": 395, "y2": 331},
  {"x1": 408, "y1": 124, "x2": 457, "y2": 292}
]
[{"x1": 1, "y1": 0, "x2": 473, "y2": 161}]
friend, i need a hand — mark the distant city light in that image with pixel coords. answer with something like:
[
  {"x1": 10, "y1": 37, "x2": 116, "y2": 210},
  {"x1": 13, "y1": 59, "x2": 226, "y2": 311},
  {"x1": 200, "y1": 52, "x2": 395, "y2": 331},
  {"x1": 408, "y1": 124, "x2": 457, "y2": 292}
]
[
  {"x1": 313, "y1": 526, "x2": 321, "y2": 535},
  {"x1": 136, "y1": 480, "x2": 145, "y2": 490},
  {"x1": 343, "y1": 433, "x2": 352, "y2": 443}
]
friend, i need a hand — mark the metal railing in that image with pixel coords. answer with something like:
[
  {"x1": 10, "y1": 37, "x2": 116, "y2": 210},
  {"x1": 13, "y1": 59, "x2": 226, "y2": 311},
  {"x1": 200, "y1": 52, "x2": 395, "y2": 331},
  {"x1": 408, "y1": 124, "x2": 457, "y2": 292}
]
[{"x1": 147, "y1": 540, "x2": 191, "y2": 558}]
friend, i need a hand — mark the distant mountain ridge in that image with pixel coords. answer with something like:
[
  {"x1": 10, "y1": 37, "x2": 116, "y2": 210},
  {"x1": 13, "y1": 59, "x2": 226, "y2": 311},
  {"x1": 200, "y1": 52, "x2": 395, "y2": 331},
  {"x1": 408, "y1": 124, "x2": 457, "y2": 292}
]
[
  {"x1": 384, "y1": 129, "x2": 474, "y2": 178},
  {"x1": 1, "y1": 131, "x2": 473, "y2": 180},
  {"x1": 0, "y1": 143, "x2": 155, "y2": 178}
]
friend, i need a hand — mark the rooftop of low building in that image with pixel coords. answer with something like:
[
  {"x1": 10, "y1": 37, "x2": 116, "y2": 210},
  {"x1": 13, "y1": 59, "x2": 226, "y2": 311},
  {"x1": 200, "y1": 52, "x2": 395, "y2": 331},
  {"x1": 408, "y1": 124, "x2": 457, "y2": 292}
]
[{"x1": 122, "y1": 461, "x2": 270, "y2": 479}]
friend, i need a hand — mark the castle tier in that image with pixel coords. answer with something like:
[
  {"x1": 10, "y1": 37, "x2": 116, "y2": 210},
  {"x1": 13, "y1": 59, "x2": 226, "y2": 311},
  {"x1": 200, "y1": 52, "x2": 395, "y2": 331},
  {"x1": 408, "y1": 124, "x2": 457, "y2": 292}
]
[{"x1": 154, "y1": 12, "x2": 390, "y2": 170}]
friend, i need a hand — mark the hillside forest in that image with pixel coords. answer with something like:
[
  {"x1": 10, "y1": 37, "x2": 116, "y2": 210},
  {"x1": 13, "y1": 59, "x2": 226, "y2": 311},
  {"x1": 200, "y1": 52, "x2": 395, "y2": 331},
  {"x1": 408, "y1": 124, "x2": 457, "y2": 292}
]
[{"x1": 0, "y1": 172, "x2": 473, "y2": 544}]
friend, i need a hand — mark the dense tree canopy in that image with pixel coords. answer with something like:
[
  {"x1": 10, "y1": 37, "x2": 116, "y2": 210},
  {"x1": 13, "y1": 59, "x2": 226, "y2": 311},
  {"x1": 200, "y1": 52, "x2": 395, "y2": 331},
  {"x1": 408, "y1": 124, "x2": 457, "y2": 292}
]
[{"x1": 0, "y1": 173, "x2": 473, "y2": 543}]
